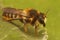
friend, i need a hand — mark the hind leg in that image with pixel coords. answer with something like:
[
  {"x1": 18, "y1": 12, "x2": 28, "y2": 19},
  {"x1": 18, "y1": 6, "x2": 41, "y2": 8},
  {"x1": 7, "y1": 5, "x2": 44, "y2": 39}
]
[
  {"x1": 22, "y1": 19, "x2": 28, "y2": 32},
  {"x1": 23, "y1": 23, "x2": 28, "y2": 32}
]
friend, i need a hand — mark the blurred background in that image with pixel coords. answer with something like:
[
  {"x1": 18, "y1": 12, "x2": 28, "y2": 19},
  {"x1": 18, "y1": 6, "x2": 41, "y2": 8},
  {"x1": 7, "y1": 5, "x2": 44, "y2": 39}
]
[{"x1": 0, "y1": 0, "x2": 60, "y2": 40}]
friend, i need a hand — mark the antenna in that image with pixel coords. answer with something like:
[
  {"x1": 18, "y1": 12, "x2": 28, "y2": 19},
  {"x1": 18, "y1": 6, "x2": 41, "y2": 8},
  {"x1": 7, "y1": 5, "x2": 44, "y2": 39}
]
[{"x1": 45, "y1": 9, "x2": 50, "y2": 15}]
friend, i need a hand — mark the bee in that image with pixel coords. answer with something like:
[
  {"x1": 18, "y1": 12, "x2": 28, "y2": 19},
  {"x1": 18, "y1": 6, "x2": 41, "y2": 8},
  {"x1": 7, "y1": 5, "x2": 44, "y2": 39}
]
[{"x1": 2, "y1": 7, "x2": 47, "y2": 35}]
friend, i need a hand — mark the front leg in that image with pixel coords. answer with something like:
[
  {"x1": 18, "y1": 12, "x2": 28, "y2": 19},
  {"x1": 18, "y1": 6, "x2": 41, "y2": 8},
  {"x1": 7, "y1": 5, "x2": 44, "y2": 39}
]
[
  {"x1": 35, "y1": 25, "x2": 38, "y2": 36},
  {"x1": 35, "y1": 24, "x2": 39, "y2": 36},
  {"x1": 34, "y1": 20, "x2": 39, "y2": 36}
]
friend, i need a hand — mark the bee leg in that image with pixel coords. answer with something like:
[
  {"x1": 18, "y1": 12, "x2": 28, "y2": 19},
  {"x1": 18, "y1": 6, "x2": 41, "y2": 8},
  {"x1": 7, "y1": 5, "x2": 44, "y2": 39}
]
[
  {"x1": 23, "y1": 23, "x2": 28, "y2": 33},
  {"x1": 35, "y1": 25, "x2": 38, "y2": 36},
  {"x1": 34, "y1": 24, "x2": 40, "y2": 37},
  {"x1": 23, "y1": 19, "x2": 28, "y2": 33}
]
